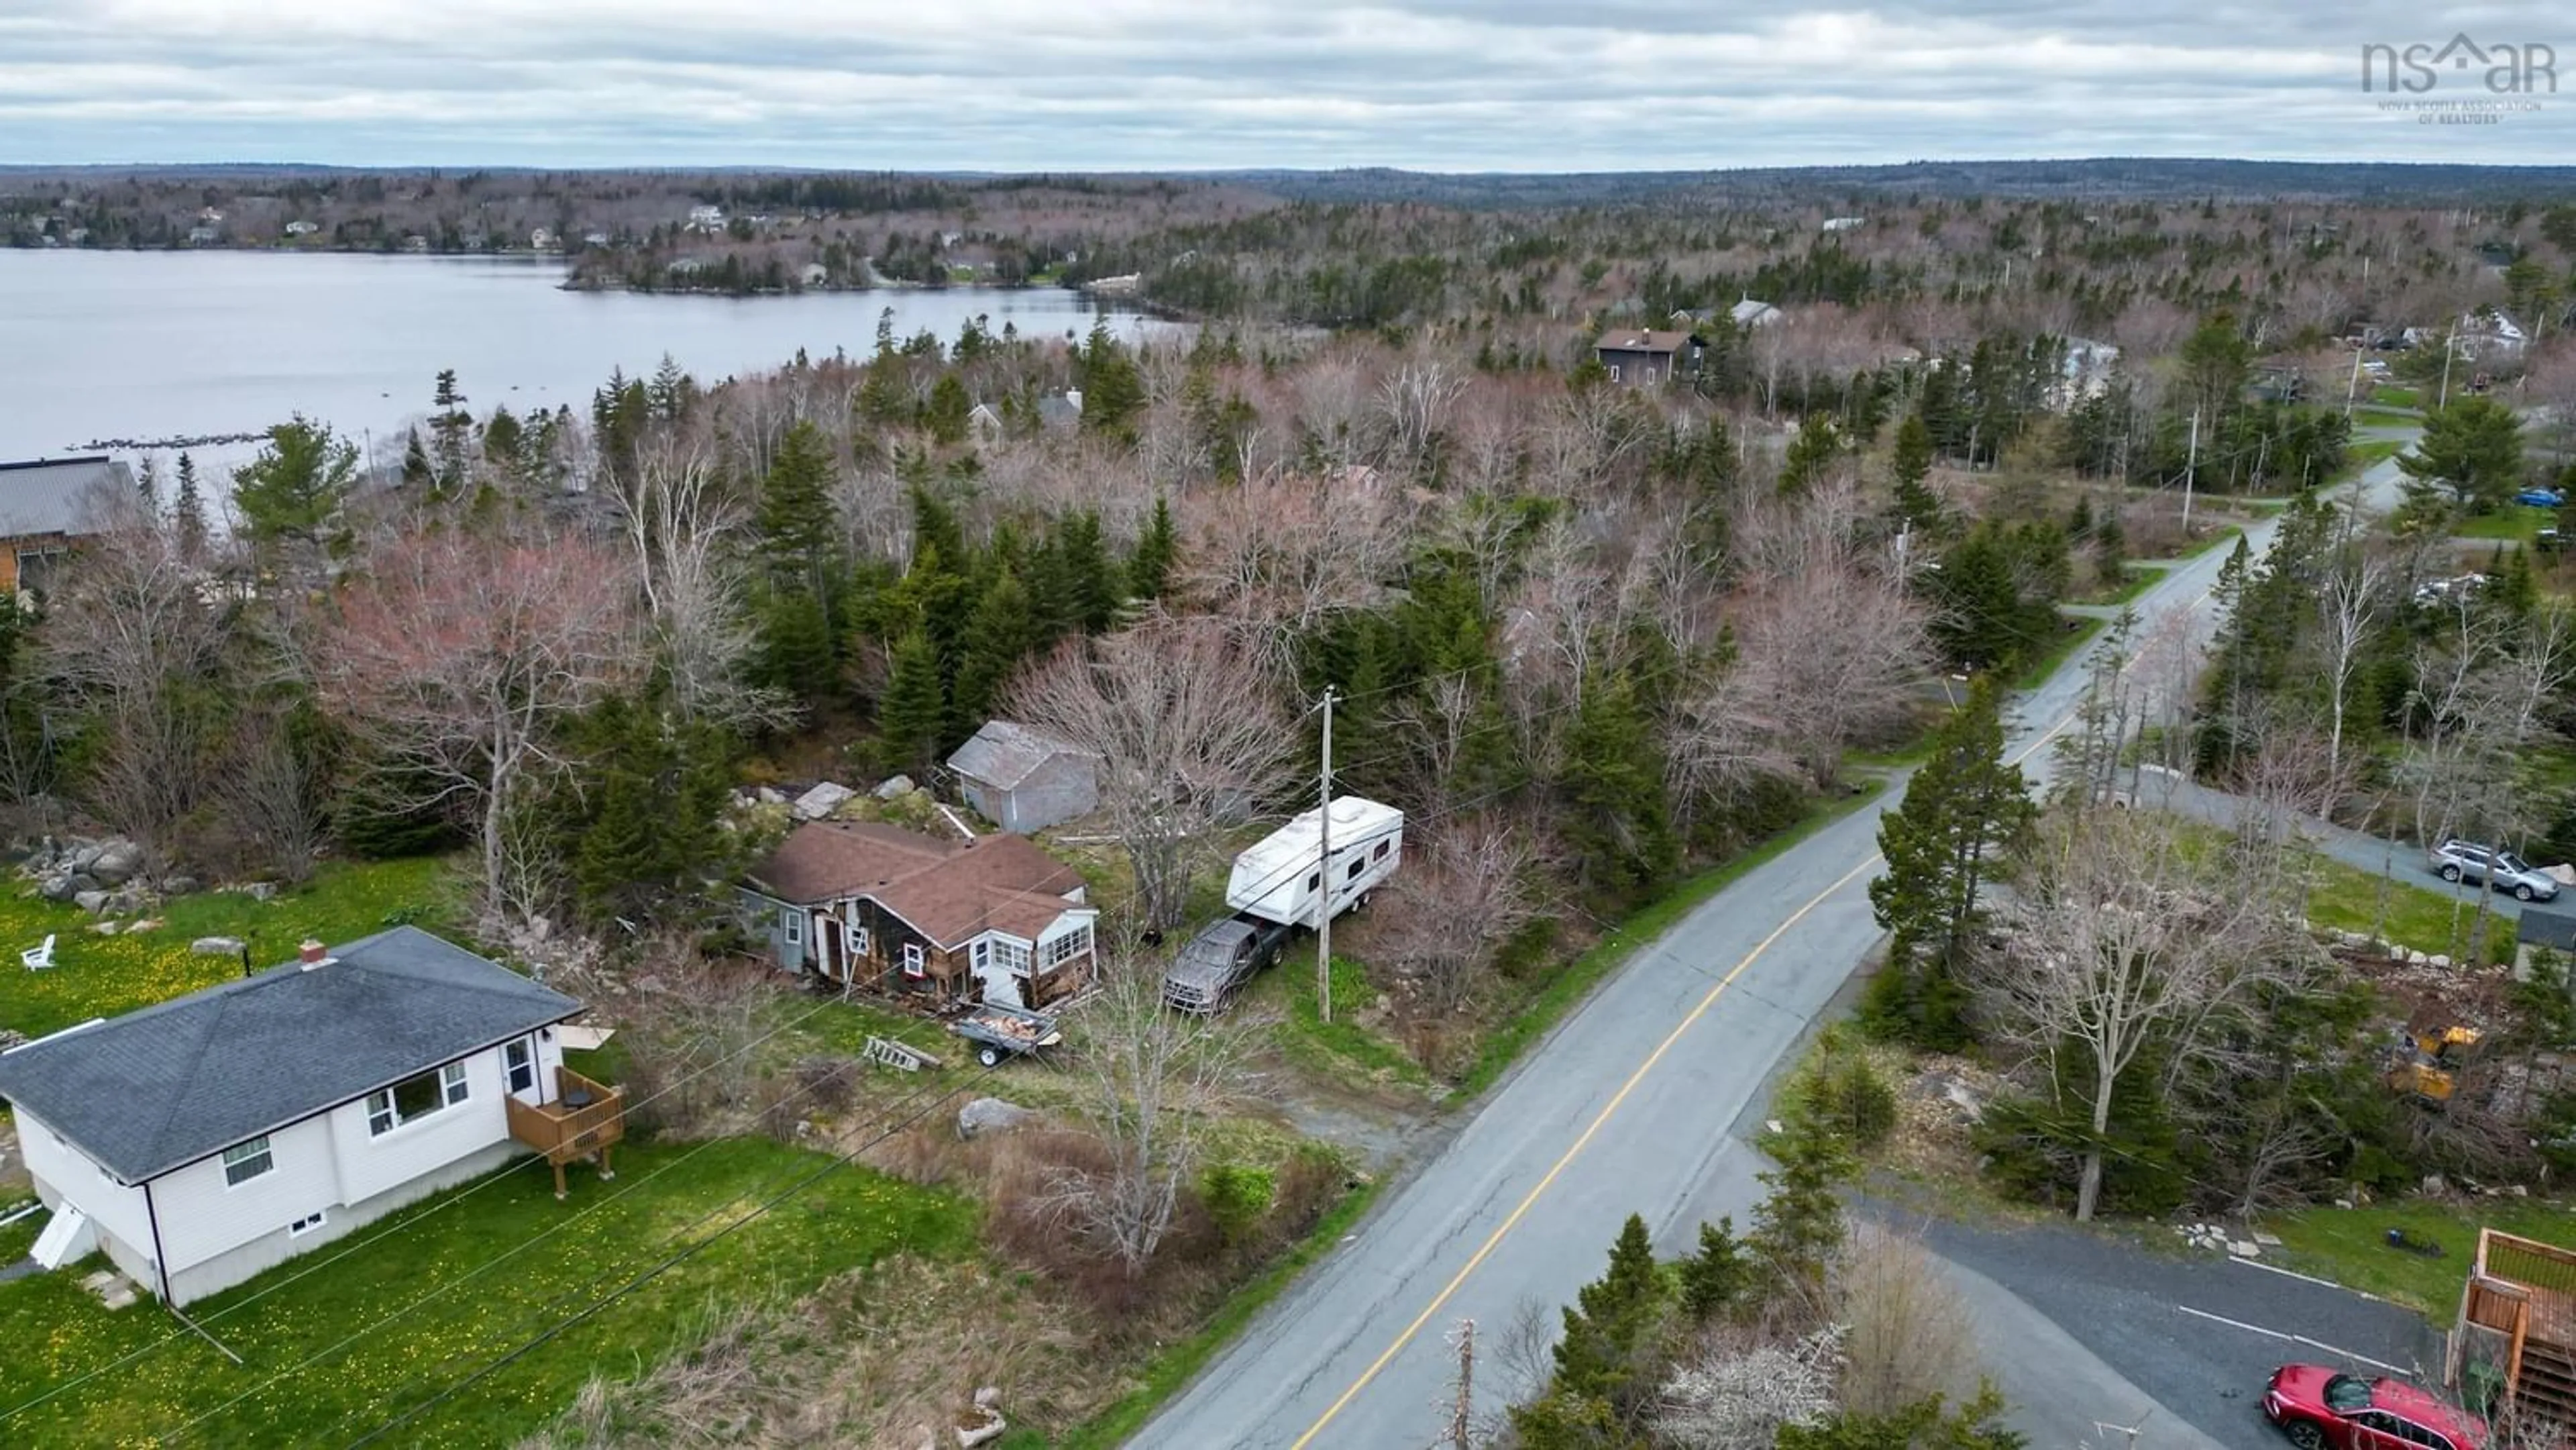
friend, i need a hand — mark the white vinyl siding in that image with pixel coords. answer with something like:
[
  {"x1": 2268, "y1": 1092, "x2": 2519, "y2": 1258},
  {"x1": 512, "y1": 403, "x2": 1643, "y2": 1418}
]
[{"x1": 221, "y1": 1137, "x2": 274, "y2": 1187}]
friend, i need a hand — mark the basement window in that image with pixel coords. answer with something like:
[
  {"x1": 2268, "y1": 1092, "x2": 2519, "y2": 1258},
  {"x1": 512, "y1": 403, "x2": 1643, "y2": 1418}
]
[{"x1": 288, "y1": 1210, "x2": 327, "y2": 1237}]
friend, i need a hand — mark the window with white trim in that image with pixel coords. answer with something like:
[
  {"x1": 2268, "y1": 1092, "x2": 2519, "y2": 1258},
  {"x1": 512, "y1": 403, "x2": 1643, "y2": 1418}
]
[
  {"x1": 991, "y1": 938, "x2": 1030, "y2": 975},
  {"x1": 971, "y1": 939, "x2": 990, "y2": 970},
  {"x1": 504, "y1": 1037, "x2": 536, "y2": 1094},
  {"x1": 222, "y1": 1136, "x2": 274, "y2": 1186},
  {"x1": 288, "y1": 1210, "x2": 328, "y2": 1237},
  {"x1": 1042, "y1": 924, "x2": 1091, "y2": 970},
  {"x1": 783, "y1": 909, "x2": 803, "y2": 945},
  {"x1": 853, "y1": 923, "x2": 871, "y2": 957},
  {"x1": 901, "y1": 941, "x2": 926, "y2": 978},
  {"x1": 368, "y1": 1061, "x2": 469, "y2": 1136}
]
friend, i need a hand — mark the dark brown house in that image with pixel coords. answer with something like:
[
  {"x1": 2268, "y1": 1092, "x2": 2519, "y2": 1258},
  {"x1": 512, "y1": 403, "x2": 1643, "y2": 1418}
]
[
  {"x1": 1593, "y1": 329, "x2": 1707, "y2": 388},
  {"x1": 738, "y1": 821, "x2": 1098, "y2": 1009}
]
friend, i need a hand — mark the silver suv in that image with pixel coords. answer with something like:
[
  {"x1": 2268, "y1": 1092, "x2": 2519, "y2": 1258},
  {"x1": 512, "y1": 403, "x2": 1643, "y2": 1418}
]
[{"x1": 2428, "y1": 839, "x2": 2561, "y2": 902}]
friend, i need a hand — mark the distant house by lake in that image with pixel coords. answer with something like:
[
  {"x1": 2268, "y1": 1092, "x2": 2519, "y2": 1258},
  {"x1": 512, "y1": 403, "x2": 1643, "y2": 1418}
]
[{"x1": 0, "y1": 455, "x2": 127, "y2": 594}]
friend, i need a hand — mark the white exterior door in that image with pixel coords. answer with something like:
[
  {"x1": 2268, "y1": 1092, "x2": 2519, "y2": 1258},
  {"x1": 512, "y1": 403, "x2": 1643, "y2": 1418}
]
[{"x1": 970, "y1": 940, "x2": 1024, "y2": 1008}]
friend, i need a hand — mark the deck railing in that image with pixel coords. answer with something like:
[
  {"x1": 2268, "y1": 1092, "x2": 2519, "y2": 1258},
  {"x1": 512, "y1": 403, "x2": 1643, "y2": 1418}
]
[{"x1": 504, "y1": 1065, "x2": 625, "y2": 1198}]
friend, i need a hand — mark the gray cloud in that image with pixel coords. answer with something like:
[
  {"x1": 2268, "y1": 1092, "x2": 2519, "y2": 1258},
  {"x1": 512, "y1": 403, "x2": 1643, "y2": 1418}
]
[{"x1": 0, "y1": 1, "x2": 2567, "y2": 167}]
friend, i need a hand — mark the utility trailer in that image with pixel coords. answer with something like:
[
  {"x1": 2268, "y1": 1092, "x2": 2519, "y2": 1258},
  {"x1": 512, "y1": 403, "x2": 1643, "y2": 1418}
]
[
  {"x1": 951, "y1": 1000, "x2": 1061, "y2": 1067},
  {"x1": 1163, "y1": 796, "x2": 1404, "y2": 1014}
]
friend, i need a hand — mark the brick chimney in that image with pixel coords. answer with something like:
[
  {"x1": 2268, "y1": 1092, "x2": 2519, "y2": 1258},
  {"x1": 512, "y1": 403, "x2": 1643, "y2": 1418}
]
[{"x1": 299, "y1": 939, "x2": 330, "y2": 970}]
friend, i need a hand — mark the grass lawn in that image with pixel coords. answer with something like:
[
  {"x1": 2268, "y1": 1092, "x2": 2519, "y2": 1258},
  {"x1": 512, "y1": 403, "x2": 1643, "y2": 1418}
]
[
  {"x1": 0, "y1": 1137, "x2": 975, "y2": 1448},
  {"x1": 0, "y1": 857, "x2": 458, "y2": 1041},
  {"x1": 2300, "y1": 856, "x2": 2515, "y2": 966},
  {"x1": 2373, "y1": 384, "x2": 2422, "y2": 409},
  {"x1": 2351, "y1": 407, "x2": 2419, "y2": 430},
  {"x1": 2012, "y1": 614, "x2": 2110, "y2": 691},
  {"x1": 2341, "y1": 438, "x2": 2406, "y2": 476},
  {"x1": 2453, "y1": 507, "x2": 2548, "y2": 542},
  {"x1": 2263, "y1": 1196, "x2": 2576, "y2": 1313},
  {"x1": 1269, "y1": 950, "x2": 1431, "y2": 1089},
  {"x1": 2078, "y1": 564, "x2": 2168, "y2": 607}
]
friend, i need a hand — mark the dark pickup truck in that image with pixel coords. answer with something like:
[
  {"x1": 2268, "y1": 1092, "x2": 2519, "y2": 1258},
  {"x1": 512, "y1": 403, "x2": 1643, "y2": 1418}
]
[{"x1": 1161, "y1": 917, "x2": 1295, "y2": 1015}]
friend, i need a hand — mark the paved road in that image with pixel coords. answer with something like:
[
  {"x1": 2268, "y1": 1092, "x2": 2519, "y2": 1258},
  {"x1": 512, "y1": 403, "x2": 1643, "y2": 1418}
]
[
  {"x1": 1898, "y1": 1209, "x2": 2440, "y2": 1450},
  {"x1": 1136, "y1": 455, "x2": 2418, "y2": 1450}
]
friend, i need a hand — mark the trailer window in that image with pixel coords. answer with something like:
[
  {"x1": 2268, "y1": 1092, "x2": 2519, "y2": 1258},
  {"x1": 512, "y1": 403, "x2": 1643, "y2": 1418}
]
[
  {"x1": 1347, "y1": 858, "x2": 1366, "y2": 882},
  {"x1": 1305, "y1": 872, "x2": 1320, "y2": 892},
  {"x1": 1373, "y1": 840, "x2": 1391, "y2": 861}
]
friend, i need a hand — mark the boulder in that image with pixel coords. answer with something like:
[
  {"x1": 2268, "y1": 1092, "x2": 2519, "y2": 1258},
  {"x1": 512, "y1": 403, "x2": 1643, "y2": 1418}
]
[
  {"x1": 92, "y1": 921, "x2": 120, "y2": 935},
  {"x1": 957, "y1": 1097, "x2": 1038, "y2": 1139},
  {"x1": 241, "y1": 882, "x2": 277, "y2": 901},
  {"x1": 38, "y1": 874, "x2": 76, "y2": 902},
  {"x1": 875, "y1": 774, "x2": 916, "y2": 800},
  {"x1": 162, "y1": 875, "x2": 201, "y2": 897},
  {"x1": 2423, "y1": 1174, "x2": 2448, "y2": 1196},
  {"x1": 88, "y1": 842, "x2": 144, "y2": 887},
  {"x1": 72, "y1": 890, "x2": 109, "y2": 915},
  {"x1": 792, "y1": 782, "x2": 857, "y2": 821},
  {"x1": 191, "y1": 936, "x2": 247, "y2": 957},
  {"x1": 66, "y1": 844, "x2": 103, "y2": 873}
]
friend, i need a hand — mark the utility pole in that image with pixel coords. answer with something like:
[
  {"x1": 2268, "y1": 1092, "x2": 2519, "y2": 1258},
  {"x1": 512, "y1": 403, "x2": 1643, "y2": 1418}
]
[
  {"x1": 1316, "y1": 687, "x2": 1335, "y2": 1026},
  {"x1": 1446, "y1": 1318, "x2": 1477, "y2": 1450},
  {"x1": 2440, "y1": 321, "x2": 2458, "y2": 411},
  {"x1": 2182, "y1": 406, "x2": 2200, "y2": 533}
]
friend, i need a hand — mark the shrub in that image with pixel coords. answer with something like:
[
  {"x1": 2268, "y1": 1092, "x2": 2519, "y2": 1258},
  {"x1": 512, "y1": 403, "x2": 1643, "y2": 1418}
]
[
  {"x1": 1801, "y1": 1039, "x2": 1898, "y2": 1151},
  {"x1": 1199, "y1": 1163, "x2": 1275, "y2": 1251}
]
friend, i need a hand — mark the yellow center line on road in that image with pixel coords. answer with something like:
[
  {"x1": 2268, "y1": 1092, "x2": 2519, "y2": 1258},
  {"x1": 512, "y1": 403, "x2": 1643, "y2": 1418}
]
[
  {"x1": 1285, "y1": 849, "x2": 1878, "y2": 1448},
  {"x1": 1285, "y1": 559, "x2": 2236, "y2": 1446}
]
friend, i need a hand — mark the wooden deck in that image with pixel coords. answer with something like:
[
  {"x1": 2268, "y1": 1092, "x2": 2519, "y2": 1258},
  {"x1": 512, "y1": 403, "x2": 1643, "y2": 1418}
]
[
  {"x1": 2456, "y1": 1229, "x2": 2576, "y2": 1437},
  {"x1": 504, "y1": 1065, "x2": 625, "y2": 1200}
]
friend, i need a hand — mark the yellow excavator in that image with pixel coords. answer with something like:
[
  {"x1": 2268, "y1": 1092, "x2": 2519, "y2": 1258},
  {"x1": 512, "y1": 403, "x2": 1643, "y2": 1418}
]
[{"x1": 2388, "y1": 1025, "x2": 2483, "y2": 1104}]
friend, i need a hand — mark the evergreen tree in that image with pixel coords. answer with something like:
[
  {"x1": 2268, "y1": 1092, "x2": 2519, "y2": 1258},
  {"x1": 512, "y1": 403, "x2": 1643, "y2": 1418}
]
[
  {"x1": 1128, "y1": 495, "x2": 1178, "y2": 602},
  {"x1": 951, "y1": 568, "x2": 1034, "y2": 734},
  {"x1": 1536, "y1": 1213, "x2": 1671, "y2": 1429},
  {"x1": 925, "y1": 372, "x2": 971, "y2": 446},
  {"x1": 1676, "y1": 1216, "x2": 1751, "y2": 1324},
  {"x1": 171, "y1": 453, "x2": 207, "y2": 565},
  {"x1": 1559, "y1": 669, "x2": 1677, "y2": 902},
  {"x1": 232, "y1": 416, "x2": 358, "y2": 565},
  {"x1": 761, "y1": 421, "x2": 840, "y2": 594},
  {"x1": 875, "y1": 625, "x2": 948, "y2": 775},
  {"x1": 2398, "y1": 397, "x2": 2526, "y2": 515},
  {"x1": 1865, "y1": 678, "x2": 2032, "y2": 1047},
  {"x1": 1051, "y1": 510, "x2": 1120, "y2": 633},
  {"x1": 1890, "y1": 411, "x2": 1943, "y2": 532},
  {"x1": 1077, "y1": 321, "x2": 1146, "y2": 444},
  {"x1": 1749, "y1": 1122, "x2": 1856, "y2": 1299},
  {"x1": 401, "y1": 429, "x2": 435, "y2": 490},
  {"x1": 136, "y1": 456, "x2": 160, "y2": 511},
  {"x1": 429, "y1": 368, "x2": 474, "y2": 491},
  {"x1": 1776, "y1": 1388, "x2": 2027, "y2": 1450},
  {"x1": 1777, "y1": 414, "x2": 1840, "y2": 495}
]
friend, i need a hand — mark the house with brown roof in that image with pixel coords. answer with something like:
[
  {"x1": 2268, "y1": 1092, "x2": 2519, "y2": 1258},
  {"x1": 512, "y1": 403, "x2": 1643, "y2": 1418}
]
[
  {"x1": 1593, "y1": 328, "x2": 1707, "y2": 387},
  {"x1": 737, "y1": 821, "x2": 1097, "y2": 1009}
]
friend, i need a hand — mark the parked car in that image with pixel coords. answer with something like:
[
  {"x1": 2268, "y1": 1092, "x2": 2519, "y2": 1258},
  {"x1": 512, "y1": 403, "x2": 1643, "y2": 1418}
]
[
  {"x1": 2515, "y1": 488, "x2": 2565, "y2": 508},
  {"x1": 1161, "y1": 917, "x2": 1293, "y2": 1015},
  {"x1": 2428, "y1": 839, "x2": 2561, "y2": 902},
  {"x1": 2261, "y1": 1364, "x2": 2485, "y2": 1449}
]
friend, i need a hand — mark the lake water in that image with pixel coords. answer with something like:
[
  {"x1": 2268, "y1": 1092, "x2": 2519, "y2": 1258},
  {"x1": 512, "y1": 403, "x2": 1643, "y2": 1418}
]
[{"x1": 0, "y1": 250, "x2": 1155, "y2": 473}]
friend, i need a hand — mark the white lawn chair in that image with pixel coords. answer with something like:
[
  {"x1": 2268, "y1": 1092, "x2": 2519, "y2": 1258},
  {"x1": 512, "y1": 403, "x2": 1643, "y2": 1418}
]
[{"x1": 21, "y1": 934, "x2": 57, "y2": 970}]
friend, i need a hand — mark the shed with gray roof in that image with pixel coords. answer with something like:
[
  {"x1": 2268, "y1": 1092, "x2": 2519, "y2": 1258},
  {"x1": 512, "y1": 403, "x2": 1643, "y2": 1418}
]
[{"x1": 946, "y1": 719, "x2": 1099, "y2": 833}]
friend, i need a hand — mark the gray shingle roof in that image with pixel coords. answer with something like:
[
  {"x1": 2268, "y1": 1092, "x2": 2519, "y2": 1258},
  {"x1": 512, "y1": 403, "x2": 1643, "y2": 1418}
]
[
  {"x1": 0, "y1": 457, "x2": 131, "y2": 539},
  {"x1": 0, "y1": 927, "x2": 579, "y2": 1183},
  {"x1": 947, "y1": 719, "x2": 1091, "y2": 790}
]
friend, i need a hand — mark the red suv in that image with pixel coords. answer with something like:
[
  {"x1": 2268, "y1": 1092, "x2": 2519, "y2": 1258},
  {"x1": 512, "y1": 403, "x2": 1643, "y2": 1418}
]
[{"x1": 2263, "y1": 1365, "x2": 2487, "y2": 1450}]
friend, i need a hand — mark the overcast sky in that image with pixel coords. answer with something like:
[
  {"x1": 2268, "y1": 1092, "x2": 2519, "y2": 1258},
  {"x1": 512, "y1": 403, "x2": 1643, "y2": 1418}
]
[{"x1": 2, "y1": 1, "x2": 2570, "y2": 169}]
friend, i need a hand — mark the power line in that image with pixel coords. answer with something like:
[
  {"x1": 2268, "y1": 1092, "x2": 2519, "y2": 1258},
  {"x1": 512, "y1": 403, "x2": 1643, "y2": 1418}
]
[
  {"x1": 331, "y1": 1061, "x2": 993, "y2": 1449},
  {"x1": 156, "y1": 1043, "x2": 994, "y2": 1448},
  {"x1": 0, "y1": 983, "x2": 857, "y2": 1427}
]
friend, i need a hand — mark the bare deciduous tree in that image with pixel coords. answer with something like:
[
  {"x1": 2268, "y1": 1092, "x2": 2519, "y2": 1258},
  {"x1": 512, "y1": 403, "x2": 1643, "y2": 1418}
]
[
  {"x1": 1035, "y1": 960, "x2": 1265, "y2": 1276},
  {"x1": 610, "y1": 431, "x2": 789, "y2": 731},
  {"x1": 1829, "y1": 1225, "x2": 1979, "y2": 1417},
  {"x1": 1653, "y1": 1323, "x2": 1845, "y2": 1449},
  {"x1": 1370, "y1": 819, "x2": 1540, "y2": 1011},
  {"x1": 315, "y1": 529, "x2": 643, "y2": 927},
  {"x1": 1005, "y1": 612, "x2": 1295, "y2": 933},
  {"x1": 39, "y1": 503, "x2": 229, "y2": 852},
  {"x1": 1980, "y1": 807, "x2": 2298, "y2": 1221}
]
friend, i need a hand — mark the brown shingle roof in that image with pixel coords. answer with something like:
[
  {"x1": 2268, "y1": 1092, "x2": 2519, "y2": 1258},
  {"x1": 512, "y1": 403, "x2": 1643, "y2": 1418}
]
[
  {"x1": 748, "y1": 821, "x2": 1084, "y2": 947},
  {"x1": 1595, "y1": 329, "x2": 1692, "y2": 354}
]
